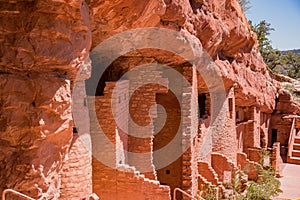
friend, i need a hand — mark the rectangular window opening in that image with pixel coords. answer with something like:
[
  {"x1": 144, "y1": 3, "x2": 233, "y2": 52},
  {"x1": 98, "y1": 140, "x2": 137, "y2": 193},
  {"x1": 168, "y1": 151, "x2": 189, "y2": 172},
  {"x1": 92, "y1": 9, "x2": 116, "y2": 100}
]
[{"x1": 229, "y1": 98, "x2": 233, "y2": 119}]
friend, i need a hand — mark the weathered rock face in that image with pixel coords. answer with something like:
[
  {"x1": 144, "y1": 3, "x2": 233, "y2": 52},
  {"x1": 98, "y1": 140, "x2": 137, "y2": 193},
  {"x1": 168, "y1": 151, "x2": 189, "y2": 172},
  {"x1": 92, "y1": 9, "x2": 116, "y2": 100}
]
[
  {"x1": 0, "y1": 0, "x2": 91, "y2": 198},
  {"x1": 89, "y1": 0, "x2": 277, "y2": 113},
  {"x1": 276, "y1": 89, "x2": 300, "y2": 115},
  {"x1": 0, "y1": 0, "x2": 91, "y2": 75},
  {"x1": 1, "y1": 0, "x2": 299, "y2": 199},
  {"x1": 0, "y1": 74, "x2": 72, "y2": 198}
]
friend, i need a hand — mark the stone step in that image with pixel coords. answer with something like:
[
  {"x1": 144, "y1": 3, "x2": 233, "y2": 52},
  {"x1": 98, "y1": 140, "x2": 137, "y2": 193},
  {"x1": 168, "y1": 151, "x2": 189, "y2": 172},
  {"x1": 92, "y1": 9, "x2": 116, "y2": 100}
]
[
  {"x1": 293, "y1": 143, "x2": 300, "y2": 150},
  {"x1": 287, "y1": 156, "x2": 300, "y2": 165},
  {"x1": 294, "y1": 136, "x2": 300, "y2": 144},
  {"x1": 292, "y1": 150, "x2": 300, "y2": 157}
]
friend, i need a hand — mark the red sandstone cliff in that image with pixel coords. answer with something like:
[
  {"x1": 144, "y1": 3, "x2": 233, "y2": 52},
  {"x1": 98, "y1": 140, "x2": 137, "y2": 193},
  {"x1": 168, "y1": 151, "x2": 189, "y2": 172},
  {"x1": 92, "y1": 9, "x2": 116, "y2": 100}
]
[
  {"x1": 89, "y1": 0, "x2": 278, "y2": 112},
  {"x1": 0, "y1": 0, "x2": 91, "y2": 198},
  {"x1": 0, "y1": 0, "x2": 299, "y2": 199}
]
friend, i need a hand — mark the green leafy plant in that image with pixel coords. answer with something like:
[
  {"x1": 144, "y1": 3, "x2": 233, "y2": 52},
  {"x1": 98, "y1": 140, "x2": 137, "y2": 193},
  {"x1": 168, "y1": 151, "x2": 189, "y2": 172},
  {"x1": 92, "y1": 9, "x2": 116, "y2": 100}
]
[
  {"x1": 244, "y1": 168, "x2": 282, "y2": 200},
  {"x1": 197, "y1": 184, "x2": 218, "y2": 200},
  {"x1": 229, "y1": 169, "x2": 244, "y2": 195},
  {"x1": 198, "y1": 165, "x2": 282, "y2": 200}
]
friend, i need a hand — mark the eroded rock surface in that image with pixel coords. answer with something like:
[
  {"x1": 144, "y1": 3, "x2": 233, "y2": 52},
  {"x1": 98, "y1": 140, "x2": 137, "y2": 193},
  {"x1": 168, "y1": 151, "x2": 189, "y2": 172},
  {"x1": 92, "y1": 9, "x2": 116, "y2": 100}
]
[
  {"x1": 1, "y1": 0, "x2": 299, "y2": 199},
  {"x1": 0, "y1": 0, "x2": 91, "y2": 198},
  {"x1": 0, "y1": 75, "x2": 72, "y2": 199},
  {"x1": 89, "y1": 0, "x2": 277, "y2": 112}
]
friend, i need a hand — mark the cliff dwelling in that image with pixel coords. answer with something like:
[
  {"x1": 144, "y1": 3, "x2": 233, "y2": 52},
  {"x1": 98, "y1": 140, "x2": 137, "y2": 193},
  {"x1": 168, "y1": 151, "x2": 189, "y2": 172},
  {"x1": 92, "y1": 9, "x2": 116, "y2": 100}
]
[{"x1": 0, "y1": 0, "x2": 300, "y2": 200}]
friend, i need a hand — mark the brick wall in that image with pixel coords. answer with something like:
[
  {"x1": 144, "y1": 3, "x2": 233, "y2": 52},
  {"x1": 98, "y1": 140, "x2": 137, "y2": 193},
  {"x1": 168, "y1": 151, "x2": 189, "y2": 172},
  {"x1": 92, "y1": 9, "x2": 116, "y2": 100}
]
[
  {"x1": 246, "y1": 148, "x2": 261, "y2": 163},
  {"x1": 212, "y1": 87, "x2": 237, "y2": 163},
  {"x1": 88, "y1": 80, "x2": 130, "y2": 198},
  {"x1": 237, "y1": 152, "x2": 261, "y2": 180},
  {"x1": 242, "y1": 106, "x2": 261, "y2": 151},
  {"x1": 197, "y1": 117, "x2": 212, "y2": 164},
  {"x1": 116, "y1": 165, "x2": 171, "y2": 200},
  {"x1": 153, "y1": 92, "x2": 182, "y2": 197},
  {"x1": 114, "y1": 81, "x2": 129, "y2": 165},
  {"x1": 236, "y1": 123, "x2": 245, "y2": 153},
  {"x1": 211, "y1": 153, "x2": 236, "y2": 184},
  {"x1": 126, "y1": 66, "x2": 168, "y2": 179},
  {"x1": 181, "y1": 66, "x2": 199, "y2": 199},
  {"x1": 260, "y1": 113, "x2": 271, "y2": 148},
  {"x1": 88, "y1": 79, "x2": 171, "y2": 199},
  {"x1": 270, "y1": 114, "x2": 292, "y2": 147},
  {"x1": 198, "y1": 162, "x2": 220, "y2": 185},
  {"x1": 59, "y1": 136, "x2": 92, "y2": 199},
  {"x1": 60, "y1": 79, "x2": 92, "y2": 199},
  {"x1": 236, "y1": 106, "x2": 268, "y2": 153}
]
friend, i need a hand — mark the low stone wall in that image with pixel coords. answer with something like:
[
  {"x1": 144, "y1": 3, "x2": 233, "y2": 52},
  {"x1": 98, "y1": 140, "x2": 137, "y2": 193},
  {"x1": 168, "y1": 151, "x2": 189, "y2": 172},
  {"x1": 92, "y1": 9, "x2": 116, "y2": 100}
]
[
  {"x1": 211, "y1": 153, "x2": 236, "y2": 184},
  {"x1": 237, "y1": 152, "x2": 261, "y2": 180},
  {"x1": 92, "y1": 159, "x2": 171, "y2": 200},
  {"x1": 246, "y1": 148, "x2": 261, "y2": 163},
  {"x1": 198, "y1": 162, "x2": 220, "y2": 185},
  {"x1": 59, "y1": 136, "x2": 92, "y2": 199}
]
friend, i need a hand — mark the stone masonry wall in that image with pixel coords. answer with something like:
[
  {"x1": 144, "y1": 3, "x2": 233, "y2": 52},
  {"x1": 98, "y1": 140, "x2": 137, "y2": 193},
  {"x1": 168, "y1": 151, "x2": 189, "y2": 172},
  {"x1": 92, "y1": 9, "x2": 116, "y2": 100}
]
[
  {"x1": 153, "y1": 92, "x2": 182, "y2": 196},
  {"x1": 59, "y1": 79, "x2": 92, "y2": 199},
  {"x1": 271, "y1": 142, "x2": 281, "y2": 176},
  {"x1": 212, "y1": 87, "x2": 238, "y2": 163},
  {"x1": 115, "y1": 165, "x2": 171, "y2": 200},
  {"x1": 87, "y1": 79, "x2": 171, "y2": 199},
  {"x1": 236, "y1": 123, "x2": 245, "y2": 153},
  {"x1": 211, "y1": 153, "x2": 236, "y2": 184},
  {"x1": 126, "y1": 65, "x2": 168, "y2": 179},
  {"x1": 88, "y1": 81, "x2": 129, "y2": 199},
  {"x1": 59, "y1": 135, "x2": 92, "y2": 199},
  {"x1": 242, "y1": 106, "x2": 261, "y2": 152},
  {"x1": 198, "y1": 162, "x2": 220, "y2": 185},
  {"x1": 181, "y1": 66, "x2": 199, "y2": 199},
  {"x1": 197, "y1": 117, "x2": 212, "y2": 163},
  {"x1": 260, "y1": 113, "x2": 271, "y2": 148},
  {"x1": 237, "y1": 152, "x2": 260, "y2": 180},
  {"x1": 270, "y1": 114, "x2": 292, "y2": 147}
]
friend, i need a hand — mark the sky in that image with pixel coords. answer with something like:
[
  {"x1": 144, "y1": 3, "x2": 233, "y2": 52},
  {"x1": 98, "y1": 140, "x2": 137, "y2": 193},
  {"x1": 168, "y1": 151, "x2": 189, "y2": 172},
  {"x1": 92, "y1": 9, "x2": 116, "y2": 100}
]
[{"x1": 246, "y1": 0, "x2": 300, "y2": 50}]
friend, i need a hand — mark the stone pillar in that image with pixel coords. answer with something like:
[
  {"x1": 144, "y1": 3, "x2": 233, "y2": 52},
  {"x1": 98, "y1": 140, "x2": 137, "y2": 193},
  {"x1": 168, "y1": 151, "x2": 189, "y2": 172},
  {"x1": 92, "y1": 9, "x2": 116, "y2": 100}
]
[
  {"x1": 271, "y1": 142, "x2": 281, "y2": 177},
  {"x1": 181, "y1": 66, "x2": 199, "y2": 199},
  {"x1": 243, "y1": 106, "x2": 261, "y2": 151}
]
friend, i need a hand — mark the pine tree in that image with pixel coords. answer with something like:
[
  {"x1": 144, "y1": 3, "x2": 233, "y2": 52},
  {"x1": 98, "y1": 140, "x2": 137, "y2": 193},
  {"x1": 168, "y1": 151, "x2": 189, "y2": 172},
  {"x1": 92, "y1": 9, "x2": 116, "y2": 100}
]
[
  {"x1": 238, "y1": 0, "x2": 251, "y2": 12},
  {"x1": 282, "y1": 52, "x2": 300, "y2": 79}
]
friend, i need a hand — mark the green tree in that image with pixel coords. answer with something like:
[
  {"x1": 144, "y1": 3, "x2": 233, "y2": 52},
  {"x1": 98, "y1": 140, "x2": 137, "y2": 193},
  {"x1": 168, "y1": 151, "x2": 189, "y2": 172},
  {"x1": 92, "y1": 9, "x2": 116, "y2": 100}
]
[
  {"x1": 249, "y1": 20, "x2": 274, "y2": 50},
  {"x1": 240, "y1": 4, "x2": 299, "y2": 80},
  {"x1": 262, "y1": 47, "x2": 283, "y2": 71},
  {"x1": 238, "y1": 0, "x2": 251, "y2": 12},
  {"x1": 249, "y1": 20, "x2": 300, "y2": 79},
  {"x1": 249, "y1": 20, "x2": 281, "y2": 71},
  {"x1": 282, "y1": 52, "x2": 300, "y2": 79}
]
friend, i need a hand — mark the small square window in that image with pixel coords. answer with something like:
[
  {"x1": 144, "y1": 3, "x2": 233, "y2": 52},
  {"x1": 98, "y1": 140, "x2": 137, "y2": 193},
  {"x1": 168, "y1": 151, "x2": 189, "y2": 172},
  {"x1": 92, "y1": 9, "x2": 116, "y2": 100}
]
[{"x1": 73, "y1": 127, "x2": 78, "y2": 134}]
